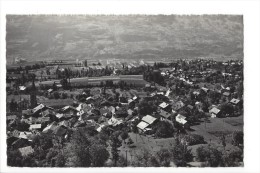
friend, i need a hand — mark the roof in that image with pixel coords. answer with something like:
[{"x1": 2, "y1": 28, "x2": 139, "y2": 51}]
[
  {"x1": 187, "y1": 105, "x2": 194, "y2": 110},
  {"x1": 230, "y1": 98, "x2": 240, "y2": 105},
  {"x1": 159, "y1": 102, "x2": 169, "y2": 109},
  {"x1": 77, "y1": 110, "x2": 86, "y2": 116},
  {"x1": 19, "y1": 131, "x2": 32, "y2": 139},
  {"x1": 42, "y1": 109, "x2": 55, "y2": 117},
  {"x1": 12, "y1": 130, "x2": 20, "y2": 138},
  {"x1": 7, "y1": 115, "x2": 17, "y2": 120},
  {"x1": 223, "y1": 92, "x2": 230, "y2": 96},
  {"x1": 18, "y1": 146, "x2": 34, "y2": 156},
  {"x1": 142, "y1": 115, "x2": 157, "y2": 125},
  {"x1": 42, "y1": 122, "x2": 58, "y2": 133},
  {"x1": 32, "y1": 104, "x2": 45, "y2": 113},
  {"x1": 176, "y1": 114, "x2": 187, "y2": 125},
  {"x1": 29, "y1": 124, "x2": 41, "y2": 130},
  {"x1": 22, "y1": 109, "x2": 33, "y2": 115},
  {"x1": 56, "y1": 113, "x2": 64, "y2": 119},
  {"x1": 165, "y1": 90, "x2": 171, "y2": 97},
  {"x1": 19, "y1": 86, "x2": 26, "y2": 91},
  {"x1": 160, "y1": 110, "x2": 172, "y2": 119},
  {"x1": 54, "y1": 126, "x2": 67, "y2": 136},
  {"x1": 137, "y1": 121, "x2": 150, "y2": 130},
  {"x1": 108, "y1": 116, "x2": 123, "y2": 126},
  {"x1": 61, "y1": 106, "x2": 78, "y2": 112},
  {"x1": 39, "y1": 99, "x2": 74, "y2": 108},
  {"x1": 37, "y1": 117, "x2": 50, "y2": 123},
  {"x1": 201, "y1": 87, "x2": 209, "y2": 92},
  {"x1": 209, "y1": 107, "x2": 221, "y2": 115},
  {"x1": 59, "y1": 120, "x2": 70, "y2": 128},
  {"x1": 193, "y1": 91, "x2": 200, "y2": 95}
]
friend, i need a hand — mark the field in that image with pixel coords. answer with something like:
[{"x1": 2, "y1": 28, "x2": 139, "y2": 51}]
[{"x1": 115, "y1": 115, "x2": 243, "y2": 165}]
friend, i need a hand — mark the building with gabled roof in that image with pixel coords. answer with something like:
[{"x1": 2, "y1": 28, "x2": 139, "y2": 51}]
[
  {"x1": 209, "y1": 107, "x2": 221, "y2": 118},
  {"x1": 141, "y1": 115, "x2": 157, "y2": 125},
  {"x1": 159, "y1": 102, "x2": 169, "y2": 109},
  {"x1": 176, "y1": 114, "x2": 188, "y2": 127},
  {"x1": 18, "y1": 146, "x2": 34, "y2": 156},
  {"x1": 230, "y1": 98, "x2": 240, "y2": 105}
]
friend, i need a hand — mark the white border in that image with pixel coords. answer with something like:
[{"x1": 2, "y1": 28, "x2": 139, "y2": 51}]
[{"x1": 1, "y1": 0, "x2": 260, "y2": 173}]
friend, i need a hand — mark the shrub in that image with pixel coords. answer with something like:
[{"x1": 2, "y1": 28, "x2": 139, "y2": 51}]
[{"x1": 182, "y1": 134, "x2": 205, "y2": 146}]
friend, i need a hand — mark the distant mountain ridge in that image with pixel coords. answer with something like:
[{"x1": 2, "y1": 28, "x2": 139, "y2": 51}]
[{"x1": 6, "y1": 15, "x2": 243, "y2": 62}]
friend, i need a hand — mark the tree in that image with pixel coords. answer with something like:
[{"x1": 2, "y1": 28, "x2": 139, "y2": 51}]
[
  {"x1": 232, "y1": 131, "x2": 243, "y2": 147},
  {"x1": 220, "y1": 103, "x2": 234, "y2": 117},
  {"x1": 55, "y1": 152, "x2": 66, "y2": 167},
  {"x1": 89, "y1": 143, "x2": 109, "y2": 167},
  {"x1": 223, "y1": 148, "x2": 243, "y2": 167},
  {"x1": 170, "y1": 137, "x2": 193, "y2": 166},
  {"x1": 154, "y1": 121, "x2": 174, "y2": 138},
  {"x1": 7, "y1": 149, "x2": 23, "y2": 166},
  {"x1": 53, "y1": 92, "x2": 60, "y2": 99},
  {"x1": 196, "y1": 145, "x2": 223, "y2": 167},
  {"x1": 155, "y1": 148, "x2": 171, "y2": 167},
  {"x1": 64, "y1": 130, "x2": 92, "y2": 167},
  {"x1": 110, "y1": 135, "x2": 121, "y2": 166}
]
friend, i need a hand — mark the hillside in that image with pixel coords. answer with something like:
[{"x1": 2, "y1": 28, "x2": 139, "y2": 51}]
[{"x1": 6, "y1": 15, "x2": 243, "y2": 62}]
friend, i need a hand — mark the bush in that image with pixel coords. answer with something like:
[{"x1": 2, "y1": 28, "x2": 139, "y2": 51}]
[
  {"x1": 182, "y1": 134, "x2": 205, "y2": 145},
  {"x1": 154, "y1": 121, "x2": 174, "y2": 138},
  {"x1": 223, "y1": 148, "x2": 243, "y2": 167},
  {"x1": 196, "y1": 145, "x2": 223, "y2": 167}
]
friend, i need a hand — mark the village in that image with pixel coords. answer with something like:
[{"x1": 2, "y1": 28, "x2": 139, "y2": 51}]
[{"x1": 6, "y1": 58, "x2": 244, "y2": 167}]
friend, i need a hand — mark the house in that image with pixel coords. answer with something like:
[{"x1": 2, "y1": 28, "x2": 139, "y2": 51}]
[
  {"x1": 201, "y1": 87, "x2": 209, "y2": 93},
  {"x1": 32, "y1": 104, "x2": 45, "y2": 114},
  {"x1": 42, "y1": 122, "x2": 58, "y2": 134},
  {"x1": 223, "y1": 92, "x2": 230, "y2": 97},
  {"x1": 29, "y1": 124, "x2": 41, "y2": 131},
  {"x1": 19, "y1": 131, "x2": 33, "y2": 140},
  {"x1": 108, "y1": 116, "x2": 123, "y2": 127},
  {"x1": 19, "y1": 86, "x2": 27, "y2": 91},
  {"x1": 137, "y1": 121, "x2": 150, "y2": 132},
  {"x1": 160, "y1": 110, "x2": 172, "y2": 121},
  {"x1": 47, "y1": 89, "x2": 53, "y2": 93},
  {"x1": 193, "y1": 91, "x2": 200, "y2": 96},
  {"x1": 61, "y1": 106, "x2": 78, "y2": 115},
  {"x1": 230, "y1": 98, "x2": 240, "y2": 105},
  {"x1": 39, "y1": 99, "x2": 74, "y2": 108},
  {"x1": 165, "y1": 89, "x2": 171, "y2": 97},
  {"x1": 18, "y1": 146, "x2": 34, "y2": 156},
  {"x1": 209, "y1": 107, "x2": 221, "y2": 118},
  {"x1": 159, "y1": 102, "x2": 169, "y2": 109},
  {"x1": 141, "y1": 115, "x2": 157, "y2": 125},
  {"x1": 195, "y1": 101, "x2": 203, "y2": 111},
  {"x1": 175, "y1": 114, "x2": 188, "y2": 127},
  {"x1": 7, "y1": 115, "x2": 17, "y2": 121}
]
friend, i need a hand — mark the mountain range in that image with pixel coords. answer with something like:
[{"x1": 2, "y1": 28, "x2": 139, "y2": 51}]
[{"x1": 6, "y1": 15, "x2": 243, "y2": 63}]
